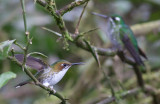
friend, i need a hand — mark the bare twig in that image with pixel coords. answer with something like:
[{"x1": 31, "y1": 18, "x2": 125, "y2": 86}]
[
  {"x1": 36, "y1": 0, "x2": 90, "y2": 16},
  {"x1": 56, "y1": 0, "x2": 90, "y2": 16},
  {"x1": 74, "y1": 28, "x2": 99, "y2": 41},
  {"x1": 14, "y1": 41, "x2": 24, "y2": 50},
  {"x1": 97, "y1": 88, "x2": 141, "y2": 104},
  {"x1": 75, "y1": 1, "x2": 89, "y2": 35},
  {"x1": 97, "y1": 85, "x2": 160, "y2": 104},
  {"x1": 20, "y1": 0, "x2": 30, "y2": 71},
  {"x1": 101, "y1": 71, "x2": 118, "y2": 102},
  {"x1": 42, "y1": 27, "x2": 62, "y2": 37},
  {"x1": 36, "y1": 0, "x2": 46, "y2": 7},
  {"x1": 20, "y1": 0, "x2": 28, "y2": 34}
]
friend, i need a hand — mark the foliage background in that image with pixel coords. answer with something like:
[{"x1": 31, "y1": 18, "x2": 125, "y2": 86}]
[{"x1": 0, "y1": 0, "x2": 160, "y2": 104}]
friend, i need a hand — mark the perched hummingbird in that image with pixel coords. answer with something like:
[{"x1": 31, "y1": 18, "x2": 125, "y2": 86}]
[
  {"x1": 15, "y1": 54, "x2": 83, "y2": 91},
  {"x1": 92, "y1": 12, "x2": 147, "y2": 65}
]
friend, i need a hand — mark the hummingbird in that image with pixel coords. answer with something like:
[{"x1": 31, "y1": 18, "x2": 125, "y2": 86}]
[
  {"x1": 92, "y1": 12, "x2": 147, "y2": 66},
  {"x1": 15, "y1": 54, "x2": 83, "y2": 91}
]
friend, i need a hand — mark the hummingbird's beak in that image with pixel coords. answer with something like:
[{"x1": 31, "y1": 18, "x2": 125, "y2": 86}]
[
  {"x1": 71, "y1": 62, "x2": 84, "y2": 66},
  {"x1": 92, "y1": 12, "x2": 108, "y2": 19}
]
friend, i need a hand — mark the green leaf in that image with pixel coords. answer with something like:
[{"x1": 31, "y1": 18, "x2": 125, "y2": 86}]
[
  {"x1": 0, "y1": 71, "x2": 16, "y2": 88},
  {"x1": 83, "y1": 39, "x2": 101, "y2": 67},
  {"x1": 0, "y1": 40, "x2": 16, "y2": 59}
]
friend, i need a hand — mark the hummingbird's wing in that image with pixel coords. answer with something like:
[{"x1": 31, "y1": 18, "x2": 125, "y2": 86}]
[
  {"x1": 15, "y1": 54, "x2": 48, "y2": 71},
  {"x1": 120, "y1": 34, "x2": 144, "y2": 66},
  {"x1": 15, "y1": 54, "x2": 47, "y2": 88},
  {"x1": 121, "y1": 25, "x2": 139, "y2": 50},
  {"x1": 120, "y1": 25, "x2": 148, "y2": 60}
]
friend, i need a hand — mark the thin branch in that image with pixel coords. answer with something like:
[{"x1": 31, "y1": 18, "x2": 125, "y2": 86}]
[
  {"x1": 20, "y1": 0, "x2": 30, "y2": 71},
  {"x1": 75, "y1": 1, "x2": 89, "y2": 35},
  {"x1": 42, "y1": 27, "x2": 62, "y2": 37},
  {"x1": 97, "y1": 88, "x2": 141, "y2": 104},
  {"x1": 79, "y1": 28, "x2": 99, "y2": 35},
  {"x1": 36, "y1": 0, "x2": 47, "y2": 7},
  {"x1": 97, "y1": 85, "x2": 160, "y2": 104},
  {"x1": 14, "y1": 41, "x2": 24, "y2": 50},
  {"x1": 74, "y1": 40, "x2": 116, "y2": 56},
  {"x1": 101, "y1": 70, "x2": 118, "y2": 102},
  {"x1": 53, "y1": 0, "x2": 57, "y2": 10},
  {"x1": 56, "y1": 0, "x2": 90, "y2": 16},
  {"x1": 22, "y1": 38, "x2": 30, "y2": 70},
  {"x1": 36, "y1": 0, "x2": 90, "y2": 16},
  {"x1": 20, "y1": 0, "x2": 28, "y2": 34}
]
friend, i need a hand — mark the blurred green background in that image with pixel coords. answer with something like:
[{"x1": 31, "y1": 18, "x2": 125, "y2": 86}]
[{"x1": 0, "y1": 0, "x2": 160, "y2": 104}]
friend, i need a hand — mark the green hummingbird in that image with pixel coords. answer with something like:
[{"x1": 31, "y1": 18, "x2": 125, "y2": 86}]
[
  {"x1": 92, "y1": 12, "x2": 147, "y2": 65},
  {"x1": 15, "y1": 54, "x2": 83, "y2": 91}
]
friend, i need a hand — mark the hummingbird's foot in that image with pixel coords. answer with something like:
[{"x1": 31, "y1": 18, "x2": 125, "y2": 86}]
[
  {"x1": 53, "y1": 89, "x2": 56, "y2": 94},
  {"x1": 48, "y1": 89, "x2": 56, "y2": 96},
  {"x1": 49, "y1": 86, "x2": 56, "y2": 94}
]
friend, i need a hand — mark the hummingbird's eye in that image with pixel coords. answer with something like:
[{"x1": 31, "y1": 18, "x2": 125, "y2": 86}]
[
  {"x1": 112, "y1": 17, "x2": 116, "y2": 21},
  {"x1": 61, "y1": 63, "x2": 67, "y2": 67},
  {"x1": 112, "y1": 17, "x2": 120, "y2": 22}
]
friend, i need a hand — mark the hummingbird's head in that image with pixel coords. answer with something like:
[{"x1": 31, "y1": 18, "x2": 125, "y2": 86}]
[
  {"x1": 92, "y1": 12, "x2": 125, "y2": 25},
  {"x1": 51, "y1": 60, "x2": 83, "y2": 72},
  {"x1": 110, "y1": 14, "x2": 125, "y2": 25}
]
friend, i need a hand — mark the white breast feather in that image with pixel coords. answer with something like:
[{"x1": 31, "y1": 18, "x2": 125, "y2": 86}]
[{"x1": 42, "y1": 66, "x2": 70, "y2": 87}]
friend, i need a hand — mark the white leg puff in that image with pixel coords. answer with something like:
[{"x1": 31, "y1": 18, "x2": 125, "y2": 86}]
[
  {"x1": 43, "y1": 82, "x2": 50, "y2": 87},
  {"x1": 49, "y1": 86, "x2": 56, "y2": 94}
]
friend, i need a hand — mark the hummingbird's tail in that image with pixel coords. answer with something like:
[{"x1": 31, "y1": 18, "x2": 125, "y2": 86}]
[
  {"x1": 138, "y1": 47, "x2": 148, "y2": 60},
  {"x1": 15, "y1": 80, "x2": 32, "y2": 88}
]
